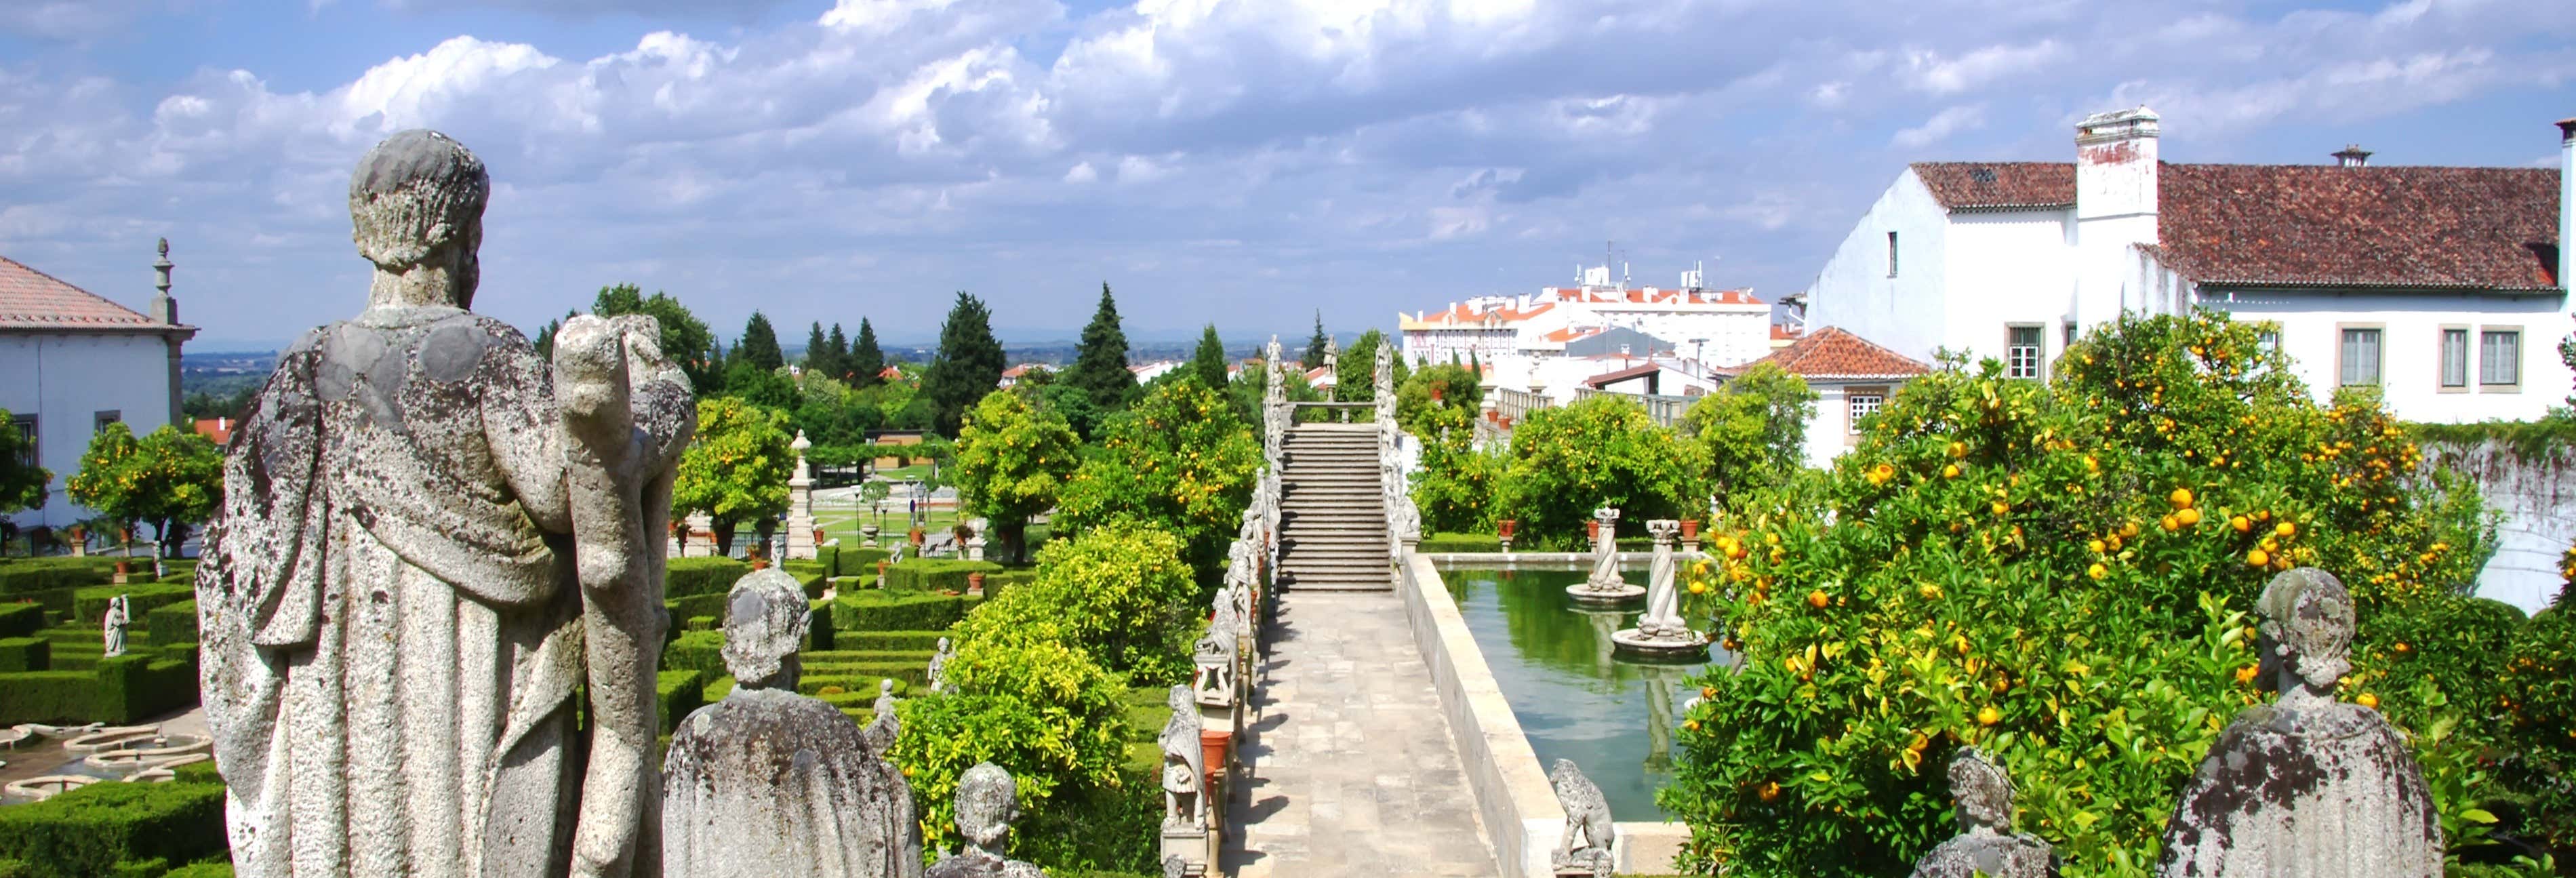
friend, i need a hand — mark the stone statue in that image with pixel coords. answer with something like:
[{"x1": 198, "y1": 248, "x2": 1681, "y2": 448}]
[
  {"x1": 1192, "y1": 626, "x2": 1236, "y2": 709},
  {"x1": 1547, "y1": 759, "x2": 1613, "y2": 878},
  {"x1": 196, "y1": 129, "x2": 693, "y2": 877},
  {"x1": 862, "y1": 679, "x2": 901, "y2": 752},
  {"x1": 2154, "y1": 567, "x2": 2441, "y2": 878},
  {"x1": 1638, "y1": 520, "x2": 1683, "y2": 637},
  {"x1": 925, "y1": 763, "x2": 1047, "y2": 878},
  {"x1": 662, "y1": 569, "x2": 924, "y2": 878},
  {"x1": 1909, "y1": 748, "x2": 2057, "y2": 878},
  {"x1": 927, "y1": 637, "x2": 956, "y2": 695},
  {"x1": 1158, "y1": 685, "x2": 1205, "y2": 829},
  {"x1": 1576, "y1": 506, "x2": 1634, "y2": 597},
  {"x1": 100, "y1": 595, "x2": 128, "y2": 658}
]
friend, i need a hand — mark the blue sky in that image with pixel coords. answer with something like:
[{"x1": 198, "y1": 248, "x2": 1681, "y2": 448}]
[{"x1": 3, "y1": 0, "x2": 2571, "y2": 351}]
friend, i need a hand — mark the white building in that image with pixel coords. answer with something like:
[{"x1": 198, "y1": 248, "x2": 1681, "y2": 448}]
[
  {"x1": 1398, "y1": 264, "x2": 1769, "y2": 402},
  {"x1": 1, "y1": 245, "x2": 195, "y2": 530},
  {"x1": 1806, "y1": 107, "x2": 2573, "y2": 424},
  {"x1": 1716, "y1": 327, "x2": 1932, "y2": 467}
]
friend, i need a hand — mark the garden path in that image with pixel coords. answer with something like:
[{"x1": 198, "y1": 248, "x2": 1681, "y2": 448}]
[{"x1": 1222, "y1": 590, "x2": 1498, "y2": 876}]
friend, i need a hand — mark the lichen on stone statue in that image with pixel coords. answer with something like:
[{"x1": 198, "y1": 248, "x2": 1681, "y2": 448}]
[
  {"x1": 923, "y1": 762, "x2": 1047, "y2": 877},
  {"x1": 195, "y1": 129, "x2": 693, "y2": 877},
  {"x1": 1548, "y1": 759, "x2": 1613, "y2": 878},
  {"x1": 662, "y1": 568, "x2": 924, "y2": 877},
  {"x1": 1908, "y1": 748, "x2": 2057, "y2": 878},
  {"x1": 2154, "y1": 567, "x2": 2442, "y2": 878},
  {"x1": 1158, "y1": 685, "x2": 1205, "y2": 830}
]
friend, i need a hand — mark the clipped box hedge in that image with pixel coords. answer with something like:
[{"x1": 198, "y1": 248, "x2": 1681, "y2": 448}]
[
  {"x1": 833, "y1": 589, "x2": 979, "y2": 634},
  {"x1": 146, "y1": 601, "x2": 200, "y2": 648},
  {"x1": 664, "y1": 557, "x2": 750, "y2": 598},
  {"x1": 0, "y1": 637, "x2": 48, "y2": 673},
  {"x1": 1415, "y1": 532, "x2": 1504, "y2": 554},
  {"x1": 834, "y1": 546, "x2": 892, "y2": 578},
  {"x1": 73, "y1": 584, "x2": 196, "y2": 624},
  {"x1": 882, "y1": 559, "x2": 1001, "y2": 593},
  {"x1": 658, "y1": 668, "x2": 708, "y2": 734},
  {"x1": 0, "y1": 558, "x2": 116, "y2": 597},
  {"x1": 0, "y1": 648, "x2": 199, "y2": 725},
  {"x1": 0, "y1": 768, "x2": 226, "y2": 877},
  {"x1": 0, "y1": 603, "x2": 41, "y2": 639},
  {"x1": 838, "y1": 629, "x2": 948, "y2": 652}
]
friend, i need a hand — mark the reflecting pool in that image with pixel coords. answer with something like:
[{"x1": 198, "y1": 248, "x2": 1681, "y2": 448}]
[{"x1": 1441, "y1": 565, "x2": 1729, "y2": 821}]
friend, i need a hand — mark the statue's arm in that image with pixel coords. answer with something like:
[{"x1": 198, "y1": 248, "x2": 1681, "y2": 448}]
[{"x1": 481, "y1": 328, "x2": 574, "y2": 533}]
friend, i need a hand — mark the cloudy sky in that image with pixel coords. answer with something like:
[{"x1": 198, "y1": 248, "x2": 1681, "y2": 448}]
[{"x1": 3, "y1": 0, "x2": 2572, "y2": 351}]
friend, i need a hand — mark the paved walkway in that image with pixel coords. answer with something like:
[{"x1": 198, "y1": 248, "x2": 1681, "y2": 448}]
[{"x1": 1223, "y1": 591, "x2": 1498, "y2": 876}]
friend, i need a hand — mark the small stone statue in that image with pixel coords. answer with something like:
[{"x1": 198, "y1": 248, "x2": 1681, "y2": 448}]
[
  {"x1": 100, "y1": 595, "x2": 128, "y2": 658},
  {"x1": 1548, "y1": 759, "x2": 1613, "y2": 878},
  {"x1": 927, "y1": 637, "x2": 956, "y2": 695},
  {"x1": 1637, "y1": 520, "x2": 1685, "y2": 637},
  {"x1": 1192, "y1": 626, "x2": 1236, "y2": 709},
  {"x1": 662, "y1": 570, "x2": 924, "y2": 877},
  {"x1": 1585, "y1": 507, "x2": 1623, "y2": 590},
  {"x1": 1909, "y1": 748, "x2": 2057, "y2": 878},
  {"x1": 2154, "y1": 567, "x2": 2442, "y2": 878},
  {"x1": 1158, "y1": 685, "x2": 1205, "y2": 829},
  {"x1": 863, "y1": 679, "x2": 900, "y2": 751},
  {"x1": 923, "y1": 763, "x2": 1047, "y2": 878}
]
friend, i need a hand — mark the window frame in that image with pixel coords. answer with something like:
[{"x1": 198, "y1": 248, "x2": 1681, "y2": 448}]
[
  {"x1": 8, "y1": 414, "x2": 35, "y2": 472},
  {"x1": 2335, "y1": 323, "x2": 2385, "y2": 387},
  {"x1": 2478, "y1": 325, "x2": 2522, "y2": 393},
  {"x1": 1845, "y1": 385, "x2": 1887, "y2": 445},
  {"x1": 92, "y1": 410, "x2": 120, "y2": 433},
  {"x1": 1885, "y1": 231, "x2": 1899, "y2": 278},
  {"x1": 2436, "y1": 324, "x2": 2470, "y2": 393},
  {"x1": 2005, "y1": 324, "x2": 2045, "y2": 380}
]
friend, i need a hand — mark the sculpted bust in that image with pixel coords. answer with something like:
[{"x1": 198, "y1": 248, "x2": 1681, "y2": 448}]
[
  {"x1": 924, "y1": 762, "x2": 1047, "y2": 878},
  {"x1": 2154, "y1": 567, "x2": 2441, "y2": 878},
  {"x1": 1908, "y1": 748, "x2": 2056, "y2": 878}
]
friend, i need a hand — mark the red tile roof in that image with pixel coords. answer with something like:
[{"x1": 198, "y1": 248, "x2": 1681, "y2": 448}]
[
  {"x1": 0, "y1": 256, "x2": 163, "y2": 330},
  {"x1": 1539, "y1": 326, "x2": 1603, "y2": 344},
  {"x1": 2153, "y1": 163, "x2": 2560, "y2": 290},
  {"x1": 1724, "y1": 326, "x2": 1929, "y2": 381},
  {"x1": 1582, "y1": 362, "x2": 1665, "y2": 387},
  {"x1": 1911, "y1": 161, "x2": 2078, "y2": 210},
  {"x1": 1416, "y1": 300, "x2": 1556, "y2": 325},
  {"x1": 194, "y1": 418, "x2": 235, "y2": 445},
  {"x1": 1908, "y1": 161, "x2": 2562, "y2": 290}
]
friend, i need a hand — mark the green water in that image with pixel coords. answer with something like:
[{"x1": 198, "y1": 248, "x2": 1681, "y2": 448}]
[{"x1": 1441, "y1": 565, "x2": 1722, "y2": 822}]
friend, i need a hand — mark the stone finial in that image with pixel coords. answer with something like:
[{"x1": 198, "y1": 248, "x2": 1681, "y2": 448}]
[
  {"x1": 1645, "y1": 519, "x2": 1678, "y2": 543},
  {"x1": 721, "y1": 569, "x2": 810, "y2": 690},
  {"x1": 348, "y1": 129, "x2": 489, "y2": 277},
  {"x1": 793, "y1": 430, "x2": 813, "y2": 454},
  {"x1": 1908, "y1": 749, "x2": 2056, "y2": 878},
  {"x1": 1548, "y1": 759, "x2": 1614, "y2": 878}
]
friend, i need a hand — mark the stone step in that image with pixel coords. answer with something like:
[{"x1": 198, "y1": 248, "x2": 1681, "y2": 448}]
[{"x1": 1278, "y1": 576, "x2": 1394, "y2": 592}]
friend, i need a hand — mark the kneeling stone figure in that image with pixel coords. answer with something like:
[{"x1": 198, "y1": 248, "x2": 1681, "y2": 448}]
[
  {"x1": 1909, "y1": 748, "x2": 2057, "y2": 878},
  {"x1": 663, "y1": 569, "x2": 923, "y2": 877}
]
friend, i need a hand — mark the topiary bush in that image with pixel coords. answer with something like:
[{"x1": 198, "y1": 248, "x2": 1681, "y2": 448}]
[
  {"x1": 834, "y1": 589, "x2": 978, "y2": 633},
  {"x1": 952, "y1": 524, "x2": 1199, "y2": 686},
  {"x1": 0, "y1": 671, "x2": 90, "y2": 723},
  {"x1": 664, "y1": 557, "x2": 751, "y2": 598},
  {"x1": 0, "y1": 637, "x2": 47, "y2": 672},
  {"x1": 658, "y1": 669, "x2": 709, "y2": 734},
  {"x1": 73, "y1": 584, "x2": 195, "y2": 624},
  {"x1": 889, "y1": 628, "x2": 1128, "y2": 856},
  {"x1": 0, "y1": 770, "x2": 226, "y2": 877},
  {"x1": 1491, "y1": 393, "x2": 1704, "y2": 550},
  {"x1": 144, "y1": 601, "x2": 197, "y2": 647},
  {"x1": 0, "y1": 602, "x2": 41, "y2": 638},
  {"x1": 883, "y1": 559, "x2": 1001, "y2": 593}
]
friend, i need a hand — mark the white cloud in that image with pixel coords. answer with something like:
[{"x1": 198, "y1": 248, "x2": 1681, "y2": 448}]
[
  {"x1": 1063, "y1": 160, "x2": 1097, "y2": 182},
  {"x1": 1904, "y1": 40, "x2": 2066, "y2": 95},
  {"x1": 1891, "y1": 104, "x2": 1985, "y2": 148}
]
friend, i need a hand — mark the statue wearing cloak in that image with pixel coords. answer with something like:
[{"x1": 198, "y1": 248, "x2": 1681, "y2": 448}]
[{"x1": 195, "y1": 130, "x2": 691, "y2": 878}]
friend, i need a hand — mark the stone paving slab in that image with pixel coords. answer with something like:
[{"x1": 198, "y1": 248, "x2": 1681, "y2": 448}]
[{"x1": 1223, "y1": 591, "x2": 1499, "y2": 876}]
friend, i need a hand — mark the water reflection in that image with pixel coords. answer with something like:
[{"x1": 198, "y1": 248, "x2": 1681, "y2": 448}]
[{"x1": 1442, "y1": 567, "x2": 1729, "y2": 821}]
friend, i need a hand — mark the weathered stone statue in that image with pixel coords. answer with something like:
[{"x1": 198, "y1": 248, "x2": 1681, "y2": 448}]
[
  {"x1": 663, "y1": 569, "x2": 923, "y2": 877},
  {"x1": 100, "y1": 595, "x2": 128, "y2": 658},
  {"x1": 197, "y1": 129, "x2": 693, "y2": 877},
  {"x1": 1192, "y1": 624, "x2": 1236, "y2": 709},
  {"x1": 927, "y1": 637, "x2": 956, "y2": 695},
  {"x1": 1569, "y1": 507, "x2": 1643, "y2": 605},
  {"x1": 1909, "y1": 748, "x2": 2056, "y2": 878},
  {"x1": 1637, "y1": 519, "x2": 1684, "y2": 637},
  {"x1": 863, "y1": 679, "x2": 901, "y2": 752},
  {"x1": 2155, "y1": 567, "x2": 2441, "y2": 878},
  {"x1": 1159, "y1": 685, "x2": 1205, "y2": 829},
  {"x1": 1548, "y1": 759, "x2": 1613, "y2": 878},
  {"x1": 924, "y1": 763, "x2": 1047, "y2": 878}
]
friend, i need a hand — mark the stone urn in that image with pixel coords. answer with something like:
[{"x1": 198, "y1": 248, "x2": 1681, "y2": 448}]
[{"x1": 968, "y1": 572, "x2": 987, "y2": 594}]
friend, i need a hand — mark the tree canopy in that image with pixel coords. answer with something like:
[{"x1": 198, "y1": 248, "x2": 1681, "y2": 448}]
[
  {"x1": 1055, "y1": 378, "x2": 1261, "y2": 584},
  {"x1": 0, "y1": 407, "x2": 47, "y2": 516},
  {"x1": 950, "y1": 388, "x2": 1081, "y2": 562},
  {"x1": 1681, "y1": 361, "x2": 1819, "y2": 501},
  {"x1": 1304, "y1": 311, "x2": 1329, "y2": 370},
  {"x1": 592, "y1": 283, "x2": 723, "y2": 392},
  {"x1": 670, "y1": 396, "x2": 793, "y2": 555},
  {"x1": 1062, "y1": 283, "x2": 1136, "y2": 435},
  {"x1": 734, "y1": 311, "x2": 785, "y2": 374},
  {"x1": 1188, "y1": 325, "x2": 1228, "y2": 391},
  {"x1": 64, "y1": 422, "x2": 222, "y2": 548},
  {"x1": 850, "y1": 318, "x2": 886, "y2": 388},
  {"x1": 921, "y1": 292, "x2": 1007, "y2": 437}
]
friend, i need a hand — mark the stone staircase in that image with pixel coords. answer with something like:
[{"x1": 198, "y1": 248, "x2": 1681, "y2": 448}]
[{"x1": 1277, "y1": 422, "x2": 1393, "y2": 591}]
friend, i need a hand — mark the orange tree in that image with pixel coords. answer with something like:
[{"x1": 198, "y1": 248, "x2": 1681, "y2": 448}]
[
  {"x1": 1053, "y1": 378, "x2": 1260, "y2": 586},
  {"x1": 1659, "y1": 311, "x2": 2498, "y2": 877},
  {"x1": 1406, "y1": 387, "x2": 1504, "y2": 534},
  {"x1": 1491, "y1": 393, "x2": 1704, "y2": 548},
  {"x1": 950, "y1": 388, "x2": 1081, "y2": 563}
]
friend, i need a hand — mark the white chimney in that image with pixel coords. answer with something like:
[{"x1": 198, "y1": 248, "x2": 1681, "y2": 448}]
[
  {"x1": 2560, "y1": 118, "x2": 2575, "y2": 292},
  {"x1": 2333, "y1": 144, "x2": 2372, "y2": 168},
  {"x1": 2074, "y1": 106, "x2": 2162, "y2": 321}
]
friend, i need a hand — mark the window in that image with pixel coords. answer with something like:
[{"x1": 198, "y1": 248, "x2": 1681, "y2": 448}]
[
  {"x1": 93, "y1": 410, "x2": 119, "y2": 433},
  {"x1": 1847, "y1": 387, "x2": 1886, "y2": 442},
  {"x1": 2255, "y1": 328, "x2": 2280, "y2": 355},
  {"x1": 2006, "y1": 325, "x2": 2043, "y2": 380},
  {"x1": 7, "y1": 414, "x2": 33, "y2": 471},
  {"x1": 2061, "y1": 321, "x2": 2078, "y2": 349},
  {"x1": 2480, "y1": 328, "x2": 2521, "y2": 390},
  {"x1": 1886, "y1": 231, "x2": 1899, "y2": 278},
  {"x1": 2337, "y1": 326, "x2": 2382, "y2": 386},
  {"x1": 2438, "y1": 327, "x2": 2470, "y2": 391}
]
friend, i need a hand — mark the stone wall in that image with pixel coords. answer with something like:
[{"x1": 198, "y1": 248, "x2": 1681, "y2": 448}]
[{"x1": 2423, "y1": 439, "x2": 2576, "y2": 614}]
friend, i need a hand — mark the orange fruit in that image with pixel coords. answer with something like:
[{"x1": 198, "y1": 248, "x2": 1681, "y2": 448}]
[
  {"x1": 2230, "y1": 515, "x2": 2251, "y2": 533},
  {"x1": 2234, "y1": 665, "x2": 2258, "y2": 685},
  {"x1": 2175, "y1": 507, "x2": 2202, "y2": 526},
  {"x1": 1683, "y1": 720, "x2": 1700, "y2": 732},
  {"x1": 1990, "y1": 500, "x2": 2011, "y2": 516},
  {"x1": 2086, "y1": 539, "x2": 2105, "y2": 554},
  {"x1": 1918, "y1": 583, "x2": 1943, "y2": 600},
  {"x1": 1976, "y1": 705, "x2": 2002, "y2": 726},
  {"x1": 1807, "y1": 590, "x2": 1830, "y2": 609},
  {"x1": 2393, "y1": 642, "x2": 2412, "y2": 656},
  {"x1": 2246, "y1": 548, "x2": 2270, "y2": 567},
  {"x1": 2086, "y1": 563, "x2": 2108, "y2": 580},
  {"x1": 1702, "y1": 685, "x2": 1716, "y2": 699},
  {"x1": 2160, "y1": 515, "x2": 2180, "y2": 533},
  {"x1": 1759, "y1": 782, "x2": 1781, "y2": 803},
  {"x1": 1942, "y1": 464, "x2": 1960, "y2": 479},
  {"x1": 2169, "y1": 487, "x2": 2195, "y2": 508},
  {"x1": 2356, "y1": 693, "x2": 2379, "y2": 710},
  {"x1": 1948, "y1": 441, "x2": 1968, "y2": 458},
  {"x1": 2120, "y1": 521, "x2": 2139, "y2": 539},
  {"x1": 2275, "y1": 521, "x2": 2295, "y2": 538}
]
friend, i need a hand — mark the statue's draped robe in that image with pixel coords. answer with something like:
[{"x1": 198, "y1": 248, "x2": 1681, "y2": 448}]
[
  {"x1": 2156, "y1": 702, "x2": 2442, "y2": 878},
  {"x1": 662, "y1": 689, "x2": 923, "y2": 878},
  {"x1": 1908, "y1": 830, "x2": 2057, "y2": 878},
  {"x1": 198, "y1": 307, "x2": 582, "y2": 877}
]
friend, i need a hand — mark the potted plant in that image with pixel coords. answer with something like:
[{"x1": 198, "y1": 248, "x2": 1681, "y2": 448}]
[
  {"x1": 1680, "y1": 519, "x2": 1699, "y2": 540},
  {"x1": 967, "y1": 572, "x2": 987, "y2": 594},
  {"x1": 1497, "y1": 519, "x2": 1516, "y2": 540}
]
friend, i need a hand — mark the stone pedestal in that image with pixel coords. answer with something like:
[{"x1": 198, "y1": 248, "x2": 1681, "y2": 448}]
[
  {"x1": 1570, "y1": 507, "x2": 1645, "y2": 605},
  {"x1": 784, "y1": 431, "x2": 818, "y2": 561},
  {"x1": 1613, "y1": 520, "x2": 1709, "y2": 660},
  {"x1": 1161, "y1": 825, "x2": 1207, "y2": 875}
]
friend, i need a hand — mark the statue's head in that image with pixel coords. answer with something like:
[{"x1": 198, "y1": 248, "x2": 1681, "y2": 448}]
[
  {"x1": 1167, "y1": 683, "x2": 1191, "y2": 713},
  {"x1": 938, "y1": 635, "x2": 952, "y2": 654},
  {"x1": 1948, "y1": 747, "x2": 2015, "y2": 833},
  {"x1": 720, "y1": 569, "x2": 810, "y2": 690},
  {"x1": 953, "y1": 761, "x2": 1020, "y2": 853},
  {"x1": 2255, "y1": 567, "x2": 2354, "y2": 694},
  {"x1": 348, "y1": 129, "x2": 488, "y2": 308},
  {"x1": 880, "y1": 678, "x2": 895, "y2": 698}
]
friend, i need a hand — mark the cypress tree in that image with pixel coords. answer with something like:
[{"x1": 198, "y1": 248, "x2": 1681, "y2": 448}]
[
  {"x1": 737, "y1": 312, "x2": 785, "y2": 373},
  {"x1": 1190, "y1": 325, "x2": 1229, "y2": 391},
  {"x1": 1065, "y1": 283, "x2": 1138, "y2": 414},
  {"x1": 851, "y1": 319, "x2": 886, "y2": 388},
  {"x1": 802, "y1": 321, "x2": 829, "y2": 376},
  {"x1": 1304, "y1": 311, "x2": 1330, "y2": 370},
  {"x1": 921, "y1": 292, "x2": 1007, "y2": 437},
  {"x1": 825, "y1": 323, "x2": 850, "y2": 380}
]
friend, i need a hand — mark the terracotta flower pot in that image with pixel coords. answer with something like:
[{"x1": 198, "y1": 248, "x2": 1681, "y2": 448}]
[
  {"x1": 878, "y1": 559, "x2": 891, "y2": 576},
  {"x1": 1681, "y1": 519, "x2": 1699, "y2": 540},
  {"x1": 968, "y1": 572, "x2": 986, "y2": 592},
  {"x1": 1497, "y1": 519, "x2": 1516, "y2": 540},
  {"x1": 1585, "y1": 520, "x2": 1599, "y2": 540},
  {"x1": 114, "y1": 561, "x2": 130, "y2": 575}
]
